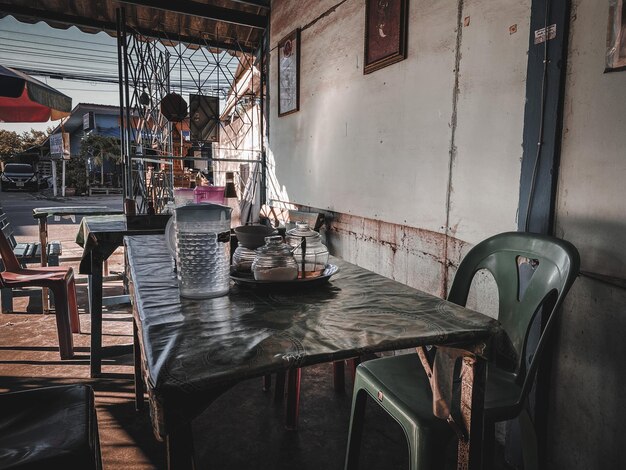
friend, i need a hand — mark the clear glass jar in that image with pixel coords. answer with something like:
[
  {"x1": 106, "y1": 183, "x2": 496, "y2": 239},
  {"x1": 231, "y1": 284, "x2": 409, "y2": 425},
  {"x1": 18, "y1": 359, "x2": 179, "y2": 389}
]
[
  {"x1": 251, "y1": 235, "x2": 298, "y2": 281},
  {"x1": 286, "y1": 222, "x2": 329, "y2": 278},
  {"x1": 232, "y1": 245, "x2": 257, "y2": 273}
]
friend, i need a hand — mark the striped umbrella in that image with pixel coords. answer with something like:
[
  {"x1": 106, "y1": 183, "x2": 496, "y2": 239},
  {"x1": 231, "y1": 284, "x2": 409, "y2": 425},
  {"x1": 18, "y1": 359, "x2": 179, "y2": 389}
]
[{"x1": 0, "y1": 65, "x2": 72, "y2": 122}]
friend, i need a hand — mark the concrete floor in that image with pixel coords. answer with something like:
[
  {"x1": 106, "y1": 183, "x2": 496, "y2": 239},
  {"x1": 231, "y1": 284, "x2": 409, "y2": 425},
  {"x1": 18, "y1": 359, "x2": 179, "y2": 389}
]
[
  {"x1": 0, "y1": 193, "x2": 508, "y2": 470},
  {"x1": 0, "y1": 281, "x2": 417, "y2": 470}
]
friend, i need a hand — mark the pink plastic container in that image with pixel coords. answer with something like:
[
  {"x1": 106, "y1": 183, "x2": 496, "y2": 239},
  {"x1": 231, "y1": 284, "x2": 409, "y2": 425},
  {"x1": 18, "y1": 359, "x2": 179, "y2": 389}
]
[{"x1": 194, "y1": 185, "x2": 225, "y2": 204}]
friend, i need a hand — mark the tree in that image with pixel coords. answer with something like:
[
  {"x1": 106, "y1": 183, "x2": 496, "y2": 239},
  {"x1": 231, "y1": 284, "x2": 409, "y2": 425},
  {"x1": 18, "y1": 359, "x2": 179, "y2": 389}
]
[
  {"x1": 0, "y1": 130, "x2": 22, "y2": 160},
  {"x1": 20, "y1": 129, "x2": 48, "y2": 149},
  {"x1": 79, "y1": 134, "x2": 121, "y2": 186},
  {"x1": 65, "y1": 157, "x2": 88, "y2": 195},
  {"x1": 0, "y1": 128, "x2": 50, "y2": 161}
]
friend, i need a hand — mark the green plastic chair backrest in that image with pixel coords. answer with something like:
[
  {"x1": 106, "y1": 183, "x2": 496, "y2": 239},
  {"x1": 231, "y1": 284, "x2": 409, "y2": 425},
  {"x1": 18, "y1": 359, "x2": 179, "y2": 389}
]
[{"x1": 447, "y1": 232, "x2": 580, "y2": 399}]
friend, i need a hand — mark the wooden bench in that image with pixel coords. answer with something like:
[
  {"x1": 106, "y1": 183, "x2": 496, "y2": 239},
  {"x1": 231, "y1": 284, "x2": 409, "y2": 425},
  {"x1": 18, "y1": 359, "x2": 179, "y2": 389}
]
[
  {"x1": 88, "y1": 186, "x2": 124, "y2": 196},
  {"x1": 0, "y1": 207, "x2": 62, "y2": 313}
]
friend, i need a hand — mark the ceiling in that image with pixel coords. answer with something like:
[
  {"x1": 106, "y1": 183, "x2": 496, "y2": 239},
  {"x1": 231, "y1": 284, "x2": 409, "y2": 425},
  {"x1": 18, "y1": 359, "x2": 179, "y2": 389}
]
[{"x1": 0, "y1": 0, "x2": 269, "y2": 53}]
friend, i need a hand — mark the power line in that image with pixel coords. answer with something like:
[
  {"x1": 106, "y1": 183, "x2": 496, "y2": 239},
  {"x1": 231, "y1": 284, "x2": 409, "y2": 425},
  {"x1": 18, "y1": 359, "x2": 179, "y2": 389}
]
[
  {"x1": 0, "y1": 27, "x2": 117, "y2": 45},
  {"x1": 0, "y1": 35, "x2": 118, "y2": 54}
]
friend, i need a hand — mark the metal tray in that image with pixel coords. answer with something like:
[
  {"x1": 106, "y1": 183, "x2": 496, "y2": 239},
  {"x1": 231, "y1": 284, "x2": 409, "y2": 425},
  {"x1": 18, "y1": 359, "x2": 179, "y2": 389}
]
[{"x1": 230, "y1": 264, "x2": 339, "y2": 290}]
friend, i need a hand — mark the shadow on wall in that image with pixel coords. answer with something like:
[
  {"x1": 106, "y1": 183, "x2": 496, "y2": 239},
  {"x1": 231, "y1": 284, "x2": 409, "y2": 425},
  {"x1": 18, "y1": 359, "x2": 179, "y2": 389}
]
[
  {"x1": 264, "y1": 146, "x2": 294, "y2": 209},
  {"x1": 554, "y1": 216, "x2": 626, "y2": 281},
  {"x1": 547, "y1": 274, "x2": 626, "y2": 469}
]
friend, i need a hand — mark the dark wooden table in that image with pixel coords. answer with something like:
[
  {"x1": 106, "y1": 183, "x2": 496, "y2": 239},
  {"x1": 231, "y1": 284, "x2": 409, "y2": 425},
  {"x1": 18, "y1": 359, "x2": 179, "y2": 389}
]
[
  {"x1": 126, "y1": 235, "x2": 503, "y2": 470},
  {"x1": 76, "y1": 214, "x2": 168, "y2": 377},
  {"x1": 32, "y1": 206, "x2": 123, "y2": 312}
]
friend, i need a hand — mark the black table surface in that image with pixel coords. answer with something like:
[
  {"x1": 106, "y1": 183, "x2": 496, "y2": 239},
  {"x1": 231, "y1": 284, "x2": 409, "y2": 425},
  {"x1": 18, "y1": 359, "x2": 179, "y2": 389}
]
[
  {"x1": 125, "y1": 234, "x2": 503, "y2": 439},
  {"x1": 76, "y1": 214, "x2": 168, "y2": 274},
  {"x1": 33, "y1": 206, "x2": 123, "y2": 219}
]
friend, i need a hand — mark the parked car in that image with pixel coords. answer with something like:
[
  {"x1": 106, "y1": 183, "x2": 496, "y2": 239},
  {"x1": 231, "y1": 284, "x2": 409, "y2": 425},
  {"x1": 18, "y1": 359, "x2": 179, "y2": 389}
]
[{"x1": 0, "y1": 163, "x2": 41, "y2": 191}]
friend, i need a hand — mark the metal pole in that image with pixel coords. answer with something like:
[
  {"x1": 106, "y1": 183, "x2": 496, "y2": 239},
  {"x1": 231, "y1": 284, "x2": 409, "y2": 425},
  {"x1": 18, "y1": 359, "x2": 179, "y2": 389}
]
[
  {"x1": 259, "y1": 27, "x2": 268, "y2": 206},
  {"x1": 166, "y1": 50, "x2": 174, "y2": 192},
  {"x1": 122, "y1": 8, "x2": 134, "y2": 200},
  {"x1": 61, "y1": 159, "x2": 66, "y2": 197},
  {"x1": 51, "y1": 160, "x2": 57, "y2": 196},
  {"x1": 116, "y1": 8, "x2": 128, "y2": 200}
]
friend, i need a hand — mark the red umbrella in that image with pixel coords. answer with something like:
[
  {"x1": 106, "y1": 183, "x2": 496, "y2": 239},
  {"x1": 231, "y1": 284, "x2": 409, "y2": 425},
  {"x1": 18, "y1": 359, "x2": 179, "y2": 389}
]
[{"x1": 0, "y1": 65, "x2": 72, "y2": 122}]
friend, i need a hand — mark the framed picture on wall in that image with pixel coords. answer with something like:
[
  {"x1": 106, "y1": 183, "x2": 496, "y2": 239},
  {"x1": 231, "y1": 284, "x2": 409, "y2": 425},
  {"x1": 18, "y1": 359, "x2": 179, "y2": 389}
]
[
  {"x1": 278, "y1": 28, "x2": 300, "y2": 116},
  {"x1": 606, "y1": 0, "x2": 626, "y2": 71},
  {"x1": 364, "y1": 0, "x2": 409, "y2": 74}
]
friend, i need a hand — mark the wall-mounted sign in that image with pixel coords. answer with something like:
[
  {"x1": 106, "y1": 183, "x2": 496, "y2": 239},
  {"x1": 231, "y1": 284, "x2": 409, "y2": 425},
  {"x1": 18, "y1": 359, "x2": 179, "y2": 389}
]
[
  {"x1": 364, "y1": 0, "x2": 409, "y2": 74},
  {"x1": 278, "y1": 28, "x2": 300, "y2": 116},
  {"x1": 606, "y1": 0, "x2": 626, "y2": 71},
  {"x1": 534, "y1": 24, "x2": 556, "y2": 45},
  {"x1": 50, "y1": 132, "x2": 70, "y2": 160},
  {"x1": 83, "y1": 112, "x2": 95, "y2": 131}
]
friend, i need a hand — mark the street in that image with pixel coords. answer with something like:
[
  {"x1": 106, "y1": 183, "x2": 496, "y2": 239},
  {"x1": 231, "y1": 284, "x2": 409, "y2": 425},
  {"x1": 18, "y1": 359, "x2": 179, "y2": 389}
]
[
  {"x1": 0, "y1": 191, "x2": 123, "y2": 241},
  {"x1": 0, "y1": 191, "x2": 126, "y2": 303}
]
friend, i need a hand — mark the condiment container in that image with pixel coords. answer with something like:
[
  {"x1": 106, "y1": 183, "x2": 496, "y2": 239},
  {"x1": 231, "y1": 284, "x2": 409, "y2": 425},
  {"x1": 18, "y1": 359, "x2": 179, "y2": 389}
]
[
  {"x1": 286, "y1": 221, "x2": 329, "y2": 278},
  {"x1": 251, "y1": 235, "x2": 298, "y2": 281},
  {"x1": 232, "y1": 245, "x2": 256, "y2": 273}
]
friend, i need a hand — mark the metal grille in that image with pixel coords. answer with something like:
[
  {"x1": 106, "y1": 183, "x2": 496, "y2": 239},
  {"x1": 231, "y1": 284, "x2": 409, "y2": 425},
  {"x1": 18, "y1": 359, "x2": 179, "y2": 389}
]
[{"x1": 117, "y1": 7, "x2": 265, "y2": 219}]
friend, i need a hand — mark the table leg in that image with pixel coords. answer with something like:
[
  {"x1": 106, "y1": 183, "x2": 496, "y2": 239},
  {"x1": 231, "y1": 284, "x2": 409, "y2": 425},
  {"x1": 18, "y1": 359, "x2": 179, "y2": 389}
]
[
  {"x1": 333, "y1": 360, "x2": 345, "y2": 392},
  {"x1": 166, "y1": 424, "x2": 196, "y2": 470},
  {"x1": 459, "y1": 356, "x2": 487, "y2": 470},
  {"x1": 274, "y1": 370, "x2": 286, "y2": 403},
  {"x1": 262, "y1": 374, "x2": 272, "y2": 392},
  {"x1": 90, "y1": 253, "x2": 104, "y2": 378},
  {"x1": 285, "y1": 368, "x2": 301, "y2": 430},
  {"x1": 133, "y1": 319, "x2": 145, "y2": 411},
  {"x1": 38, "y1": 217, "x2": 49, "y2": 313}
]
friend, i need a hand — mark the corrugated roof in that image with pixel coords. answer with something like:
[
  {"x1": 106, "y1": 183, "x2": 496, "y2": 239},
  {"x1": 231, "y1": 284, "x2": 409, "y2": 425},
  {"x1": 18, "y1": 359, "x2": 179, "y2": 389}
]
[{"x1": 0, "y1": 0, "x2": 268, "y2": 53}]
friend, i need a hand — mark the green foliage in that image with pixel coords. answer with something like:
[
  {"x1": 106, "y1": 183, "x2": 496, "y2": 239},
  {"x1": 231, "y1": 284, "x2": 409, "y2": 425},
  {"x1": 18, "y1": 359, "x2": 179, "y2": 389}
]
[
  {"x1": 0, "y1": 130, "x2": 23, "y2": 159},
  {"x1": 20, "y1": 129, "x2": 48, "y2": 150},
  {"x1": 64, "y1": 157, "x2": 88, "y2": 195},
  {"x1": 79, "y1": 134, "x2": 121, "y2": 166},
  {"x1": 0, "y1": 128, "x2": 49, "y2": 161}
]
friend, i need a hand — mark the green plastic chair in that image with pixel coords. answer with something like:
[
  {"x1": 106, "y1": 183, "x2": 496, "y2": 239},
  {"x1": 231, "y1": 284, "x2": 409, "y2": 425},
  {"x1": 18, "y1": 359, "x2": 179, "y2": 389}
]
[{"x1": 344, "y1": 232, "x2": 580, "y2": 470}]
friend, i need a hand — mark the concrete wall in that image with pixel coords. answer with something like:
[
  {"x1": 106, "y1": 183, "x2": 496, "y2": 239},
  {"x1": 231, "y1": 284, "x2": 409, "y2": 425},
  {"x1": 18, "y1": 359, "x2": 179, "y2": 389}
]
[
  {"x1": 269, "y1": 0, "x2": 529, "y2": 296},
  {"x1": 267, "y1": 1, "x2": 626, "y2": 468},
  {"x1": 549, "y1": 1, "x2": 626, "y2": 468}
]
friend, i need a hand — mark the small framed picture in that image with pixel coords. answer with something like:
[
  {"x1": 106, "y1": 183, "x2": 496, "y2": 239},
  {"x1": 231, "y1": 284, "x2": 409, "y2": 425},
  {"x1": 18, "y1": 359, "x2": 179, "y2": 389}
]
[
  {"x1": 278, "y1": 28, "x2": 300, "y2": 116},
  {"x1": 606, "y1": 0, "x2": 626, "y2": 71},
  {"x1": 364, "y1": 0, "x2": 409, "y2": 74}
]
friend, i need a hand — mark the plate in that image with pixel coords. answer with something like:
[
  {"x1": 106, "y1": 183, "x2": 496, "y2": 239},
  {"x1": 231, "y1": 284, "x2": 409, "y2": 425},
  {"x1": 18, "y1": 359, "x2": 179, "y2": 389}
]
[{"x1": 230, "y1": 264, "x2": 339, "y2": 290}]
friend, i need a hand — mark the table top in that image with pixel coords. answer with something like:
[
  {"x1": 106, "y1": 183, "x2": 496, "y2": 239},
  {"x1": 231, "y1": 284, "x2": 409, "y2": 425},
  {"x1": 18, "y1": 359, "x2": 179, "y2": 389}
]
[
  {"x1": 32, "y1": 206, "x2": 123, "y2": 219},
  {"x1": 76, "y1": 214, "x2": 167, "y2": 274},
  {"x1": 126, "y1": 235, "x2": 502, "y2": 438}
]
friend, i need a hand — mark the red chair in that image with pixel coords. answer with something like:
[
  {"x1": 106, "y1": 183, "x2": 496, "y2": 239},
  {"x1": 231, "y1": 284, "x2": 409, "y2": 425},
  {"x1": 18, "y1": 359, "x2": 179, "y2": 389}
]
[{"x1": 0, "y1": 229, "x2": 79, "y2": 359}]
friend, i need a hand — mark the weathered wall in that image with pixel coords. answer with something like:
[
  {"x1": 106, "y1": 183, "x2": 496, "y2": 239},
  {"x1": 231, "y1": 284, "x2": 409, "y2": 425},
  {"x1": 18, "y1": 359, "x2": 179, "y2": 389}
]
[
  {"x1": 269, "y1": 0, "x2": 529, "y2": 296},
  {"x1": 549, "y1": 1, "x2": 626, "y2": 468},
  {"x1": 268, "y1": 1, "x2": 626, "y2": 467}
]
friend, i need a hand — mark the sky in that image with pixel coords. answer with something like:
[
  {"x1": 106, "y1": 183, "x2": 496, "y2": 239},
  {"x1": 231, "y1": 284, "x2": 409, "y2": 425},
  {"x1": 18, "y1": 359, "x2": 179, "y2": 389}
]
[{"x1": 0, "y1": 15, "x2": 120, "y2": 134}]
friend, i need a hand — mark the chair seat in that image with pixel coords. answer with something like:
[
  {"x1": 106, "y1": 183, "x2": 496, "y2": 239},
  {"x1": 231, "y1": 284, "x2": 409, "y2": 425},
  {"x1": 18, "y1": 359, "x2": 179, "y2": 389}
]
[
  {"x1": 0, "y1": 385, "x2": 100, "y2": 470},
  {"x1": 1, "y1": 266, "x2": 71, "y2": 285},
  {"x1": 360, "y1": 353, "x2": 522, "y2": 429},
  {"x1": 345, "y1": 233, "x2": 580, "y2": 470},
  {"x1": 358, "y1": 354, "x2": 452, "y2": 435}
]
